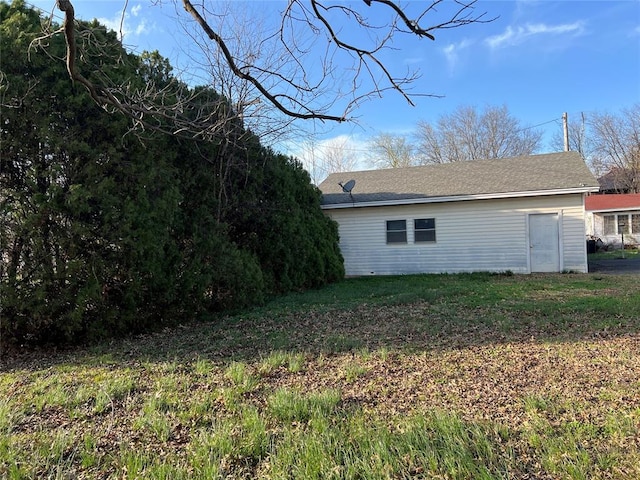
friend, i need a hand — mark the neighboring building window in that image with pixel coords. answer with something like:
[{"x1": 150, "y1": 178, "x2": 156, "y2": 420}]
[
  {"x1": 618, "y1": 215, "x2": 630, "y2": 234},
  {"x1": 414, "y1": 218, "x2": 436, "y2": 243},
  {"x1": 603, "y1": 215, "x2": 616, "y2": 235},
  {"x1": 632, "y1": 214, "x2": 640, "y2": 234},
  {"x1": 386, "y1": 220, "x2": 407, "y2": 243}
]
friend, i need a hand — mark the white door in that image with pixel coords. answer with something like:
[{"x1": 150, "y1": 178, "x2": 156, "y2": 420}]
[{"x1": 529, "y1": 214, "x2": 560, "y2": 272}]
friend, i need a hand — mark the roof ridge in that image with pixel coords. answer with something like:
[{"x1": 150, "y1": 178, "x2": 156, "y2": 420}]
[
  {"x1": 324, "y1": 151, "x2": 581, "y2": 178},
  {"x1": 319, "y1": 152, "x2": 597, "y2": 205}
]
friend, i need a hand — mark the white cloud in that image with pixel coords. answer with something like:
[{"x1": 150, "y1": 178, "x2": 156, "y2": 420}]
[
  {"x1": 442, "y1": 39, "x2": 473, "y2": 72},
  {"x1": 97, "y1": 5, "x2": 154, "y2": 41},
  {"x1": 96, "y1": 12, "x2": 124, "y2": 36},
  {"x1": 485, "y1": 21, "x2": 585, "y2": 49},
  {"x1": 134, "y1": 18, "x2": 150, "y2": 36}
]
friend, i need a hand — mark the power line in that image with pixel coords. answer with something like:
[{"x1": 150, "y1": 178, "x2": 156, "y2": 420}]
[
  {"x1": 24, "y1": 1, "x2": 64, "y2": 23},
  {"x1": 515, "y1": 116, "x2": 562, "y2": 133}
]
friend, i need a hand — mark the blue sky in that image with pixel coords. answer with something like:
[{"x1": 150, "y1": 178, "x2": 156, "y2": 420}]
[{"x1": 29, "y1": 0, "x2": 640, "y2": 164}]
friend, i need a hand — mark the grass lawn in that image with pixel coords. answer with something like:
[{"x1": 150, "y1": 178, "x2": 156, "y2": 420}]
[
  {"x1": 1, "y1": 272, "x2": 640, "y2": 479},
  {"x1": 589, "y1": 248, "x2": 639, "y2": 260}
]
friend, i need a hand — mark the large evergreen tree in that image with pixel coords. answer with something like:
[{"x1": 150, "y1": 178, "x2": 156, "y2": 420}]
[{"x1": 0, "y1": 0, "x2": 343, "y2": 347}]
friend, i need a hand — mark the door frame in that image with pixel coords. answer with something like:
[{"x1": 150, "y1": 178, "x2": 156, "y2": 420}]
[{"x1": 526, "y1": 211, "x2": 563, "y2": 273}]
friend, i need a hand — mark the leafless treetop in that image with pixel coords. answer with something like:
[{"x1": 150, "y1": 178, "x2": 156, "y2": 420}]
[{"x1": 51, "y1": 0, "x2": 494, "y2": 141}]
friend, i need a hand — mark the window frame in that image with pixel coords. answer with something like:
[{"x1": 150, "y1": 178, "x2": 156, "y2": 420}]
[
  {"x1": 414, "y1": 218, "x2": 436, "y2": 243},
  {"x1": 386, "y1": 219, "x2": 407, "y2": 244},
  {"x1": 603, "y1": 215, "x2": 616, "y2": 235},
  {"x1": 631, "y1": 214, "x2": 640, "y2": 234}
]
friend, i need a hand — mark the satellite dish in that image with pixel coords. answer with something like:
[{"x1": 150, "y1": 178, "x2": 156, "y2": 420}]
[{"x1": 339, "y1": 179, "x2": 356, "y2": 193}]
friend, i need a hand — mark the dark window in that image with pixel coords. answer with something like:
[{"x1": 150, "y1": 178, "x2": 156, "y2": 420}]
[
  {"x1": 414, "y1": 218, "x2": 436, "y2": 242},
  {"x1": 603, "y1": 215, "x2": 616, "y2": 235},
  {"x1": 632, "y1": 214, "x2": 640, "y2": 234},
  {"x1": 386, "y1": 220, "x2": 407, "y2": 243}
]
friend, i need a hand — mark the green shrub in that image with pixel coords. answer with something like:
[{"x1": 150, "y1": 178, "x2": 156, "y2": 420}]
[{"x1": 0, "y1": 1, "x2": 343, "y2": 347}]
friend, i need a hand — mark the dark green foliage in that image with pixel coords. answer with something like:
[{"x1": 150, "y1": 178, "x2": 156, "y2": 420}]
[
  {"x1": 225, "y1": 149, "x2": 344, "y2": 292},
  {"x1": 0, "y1": 0, "x2": 343, "y2": 346}
]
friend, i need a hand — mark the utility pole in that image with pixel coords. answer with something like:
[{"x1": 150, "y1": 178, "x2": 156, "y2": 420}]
[{"x1": 562, "y1": 112, "x2": 569, "y2": 152}]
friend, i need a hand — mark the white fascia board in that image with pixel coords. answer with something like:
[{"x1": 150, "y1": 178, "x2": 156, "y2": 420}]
[
  {"x1": 321, "y1": 187, "x2": 599, "y2": 210},
  {"x1": 587, "y1": 207, "x2": 640, "y2": 213}
]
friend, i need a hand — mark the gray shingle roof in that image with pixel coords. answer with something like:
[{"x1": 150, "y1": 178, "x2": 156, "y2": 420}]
[{"x1": 319, "y1": 152, "x2": 599, "y2": 206}]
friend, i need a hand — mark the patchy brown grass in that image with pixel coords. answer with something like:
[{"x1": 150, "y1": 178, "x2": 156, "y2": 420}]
[{"x1": 2, "y1": 273, "x2": 640, "y2": 479}]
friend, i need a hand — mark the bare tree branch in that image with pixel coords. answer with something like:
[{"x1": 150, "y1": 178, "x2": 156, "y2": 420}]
[
  {"x1": 52, "y1": 0, "x2": 248, "y2": 143},
  {"x1": 51, "y1": 0, "x2": 495, "y2": 142},
  {"x1": 415, "y1": 105, "x2": 542, "y2": 163},
  {"x1": 298, "y1": 136, "x2": 360, "y2": 184},
  {"x1": 369, "y1": 132, "x2": 416, "y2": 168},
  {"x1": 183, "y1": 0, "x2": 346, "y2": 122},
  {"x1": 590, "y1": 105, "x2": 640, "y2": 193}
]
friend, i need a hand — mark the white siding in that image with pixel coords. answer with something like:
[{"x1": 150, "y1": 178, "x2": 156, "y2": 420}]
[{"x1": 325, "y1": 194, "x2": 588, "y2": 275}]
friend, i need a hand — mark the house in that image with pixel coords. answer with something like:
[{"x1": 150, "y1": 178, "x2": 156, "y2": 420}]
[
  {"x1": 597, "y1": 167, "x2": 638, "y2": 194},
  {"x1": 318, "y1": 152, "x2": 599, "y2": 275},
  {"x1": 585, "y1": 193, "x2": 640, "y2": 247}
]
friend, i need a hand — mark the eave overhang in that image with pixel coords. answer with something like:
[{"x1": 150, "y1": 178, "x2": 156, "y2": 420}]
[
  {"x1": 321, "y1": 186, "x2": 600, "y2": 210},
  {"x1": 587, "y1": 206, "x2": 640, "y2": 214}
]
